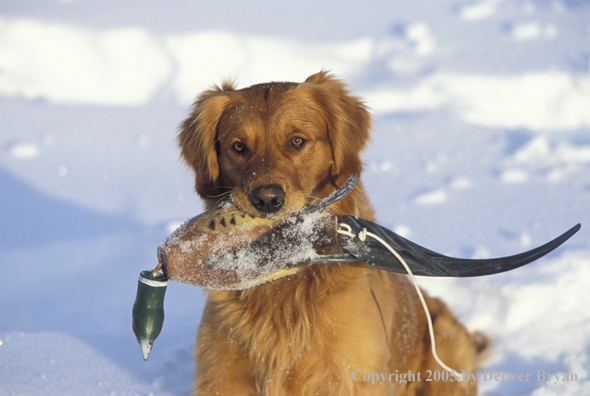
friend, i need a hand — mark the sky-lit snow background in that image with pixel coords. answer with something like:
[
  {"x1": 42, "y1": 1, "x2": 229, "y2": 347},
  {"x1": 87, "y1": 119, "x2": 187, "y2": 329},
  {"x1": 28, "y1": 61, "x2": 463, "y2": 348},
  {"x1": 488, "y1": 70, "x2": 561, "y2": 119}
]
[{"x1": 0, "y1": 1, "x2": 589, "y2": 395}]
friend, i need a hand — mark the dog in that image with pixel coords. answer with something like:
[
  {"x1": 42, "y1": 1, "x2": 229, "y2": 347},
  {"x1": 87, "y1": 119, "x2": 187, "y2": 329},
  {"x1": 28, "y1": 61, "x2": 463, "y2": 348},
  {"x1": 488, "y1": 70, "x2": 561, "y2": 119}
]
[{"x1": 178, "y1": 71, "x2": 488, "y2": 395}]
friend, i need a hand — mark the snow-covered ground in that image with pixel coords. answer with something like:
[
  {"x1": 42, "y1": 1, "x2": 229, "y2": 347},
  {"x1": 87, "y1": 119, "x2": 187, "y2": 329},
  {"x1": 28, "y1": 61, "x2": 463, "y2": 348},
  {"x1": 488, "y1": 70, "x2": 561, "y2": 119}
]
[{"x1": 0, "y1": 1, "x2": 589, "y2": 395}]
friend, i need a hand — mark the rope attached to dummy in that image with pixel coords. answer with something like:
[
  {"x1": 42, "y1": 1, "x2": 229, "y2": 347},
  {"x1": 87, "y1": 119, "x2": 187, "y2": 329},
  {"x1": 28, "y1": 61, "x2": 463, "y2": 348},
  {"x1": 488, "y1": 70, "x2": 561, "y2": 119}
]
[{"x1": 337, "y1": 223, "x2": 465, "y2": 382}]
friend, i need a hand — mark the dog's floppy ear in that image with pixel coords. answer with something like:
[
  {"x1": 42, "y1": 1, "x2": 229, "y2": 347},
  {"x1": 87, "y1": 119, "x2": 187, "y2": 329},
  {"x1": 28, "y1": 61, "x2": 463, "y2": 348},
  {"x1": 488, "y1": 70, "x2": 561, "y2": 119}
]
[
  {"x1": 303, "y1": 71, "x2": 371, "y2": 180},
  {"x1": 178, "y1": 81, "x2": 234, "y2": 198}
]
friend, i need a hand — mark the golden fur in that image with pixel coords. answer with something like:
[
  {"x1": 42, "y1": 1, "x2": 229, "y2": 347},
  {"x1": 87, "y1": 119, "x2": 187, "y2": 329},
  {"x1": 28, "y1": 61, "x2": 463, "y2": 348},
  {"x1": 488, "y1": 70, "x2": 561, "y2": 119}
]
[{"x1": 178, "y1": 71, "x2": 488, "y2": 395}]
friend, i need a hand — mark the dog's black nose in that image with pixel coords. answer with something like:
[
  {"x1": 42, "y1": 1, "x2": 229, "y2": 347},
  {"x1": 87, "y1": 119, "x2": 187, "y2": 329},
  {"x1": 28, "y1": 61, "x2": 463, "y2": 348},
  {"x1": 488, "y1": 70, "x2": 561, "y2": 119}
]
[{"x1": 249, "y1": 185, "x2": 285, "y2": 213}]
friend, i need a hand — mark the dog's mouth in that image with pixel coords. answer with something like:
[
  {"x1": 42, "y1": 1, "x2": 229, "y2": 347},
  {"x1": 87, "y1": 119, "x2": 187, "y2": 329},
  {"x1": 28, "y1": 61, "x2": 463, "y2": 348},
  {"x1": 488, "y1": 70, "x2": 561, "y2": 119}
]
[
  {"x1": 232, "y1": 190, "x2": 334, "y2": 220},
  {"x1": 232, "y1": 174, "x2": 338, "y2": 219},
  {"x1": 247, "y1": 184, "x2": 286, "y2": 215},
  {"x1": 229, "y1": 185, "x2": 312, "y2": 220}
]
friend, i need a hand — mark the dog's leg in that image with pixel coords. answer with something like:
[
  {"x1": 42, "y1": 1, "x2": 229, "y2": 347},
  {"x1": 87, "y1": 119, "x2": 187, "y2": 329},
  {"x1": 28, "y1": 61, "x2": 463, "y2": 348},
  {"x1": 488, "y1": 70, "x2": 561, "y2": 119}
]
[
  {"x1": 193, "y1": 302, "x2": 257, "y2": 396},
  {"x1": 400, "y1": 294, "x2": 486, "y2": 396},
  {"x1": 373, "y1": 272, "x2": 488, "y2": 396}
]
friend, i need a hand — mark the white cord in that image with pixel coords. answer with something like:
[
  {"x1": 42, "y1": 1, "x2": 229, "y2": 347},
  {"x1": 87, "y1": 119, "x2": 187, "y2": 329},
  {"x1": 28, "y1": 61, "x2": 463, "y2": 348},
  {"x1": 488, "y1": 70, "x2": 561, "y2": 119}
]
[{"x1": 337, "y1": 223, "x2": 465, "y2": 382}]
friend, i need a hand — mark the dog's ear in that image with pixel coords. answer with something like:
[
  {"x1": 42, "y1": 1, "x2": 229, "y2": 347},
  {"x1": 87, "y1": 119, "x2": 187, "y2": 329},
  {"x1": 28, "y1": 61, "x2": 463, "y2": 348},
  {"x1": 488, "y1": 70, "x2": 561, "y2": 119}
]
[
  {"x1": 178, "y1": 81, "x2": 234, "y2": 198},
  {"x1": 303, "y1": 71, "x2": 371, "y2": 180}
]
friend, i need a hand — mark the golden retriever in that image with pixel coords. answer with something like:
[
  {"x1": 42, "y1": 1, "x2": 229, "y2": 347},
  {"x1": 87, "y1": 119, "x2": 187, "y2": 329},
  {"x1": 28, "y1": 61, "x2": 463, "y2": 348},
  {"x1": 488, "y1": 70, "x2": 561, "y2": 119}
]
[{"x1": 178, "y1": 71, "x2": 488, "y2": 395}]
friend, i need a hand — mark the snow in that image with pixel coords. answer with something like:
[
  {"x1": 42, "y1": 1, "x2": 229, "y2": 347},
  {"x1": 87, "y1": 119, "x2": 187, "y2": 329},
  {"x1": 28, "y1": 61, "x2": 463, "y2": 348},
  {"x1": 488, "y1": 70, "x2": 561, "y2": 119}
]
[
  {"x1": 0, "y1": 0, "x2": 588, "y2": 395},
  {"x1": 365, "y1": 72, "x2": 590, "y2": 130}
]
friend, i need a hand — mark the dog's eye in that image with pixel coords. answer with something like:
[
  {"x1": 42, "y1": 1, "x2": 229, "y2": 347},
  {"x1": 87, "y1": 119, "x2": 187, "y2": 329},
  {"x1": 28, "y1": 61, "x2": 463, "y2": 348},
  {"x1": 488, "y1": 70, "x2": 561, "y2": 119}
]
[
  {"x1": 232, "y1": 142, "x2": 246, "y2": 153},
  {"x1": 291, "y1": 137, "x2": 306, "y2": 148}
]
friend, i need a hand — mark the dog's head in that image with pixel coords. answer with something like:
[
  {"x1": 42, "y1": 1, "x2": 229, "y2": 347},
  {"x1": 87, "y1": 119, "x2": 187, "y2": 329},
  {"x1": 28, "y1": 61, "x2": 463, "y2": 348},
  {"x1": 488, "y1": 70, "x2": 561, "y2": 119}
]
[{"x1": 178, "y1": 71, "x2": 371, "y2": 217}]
